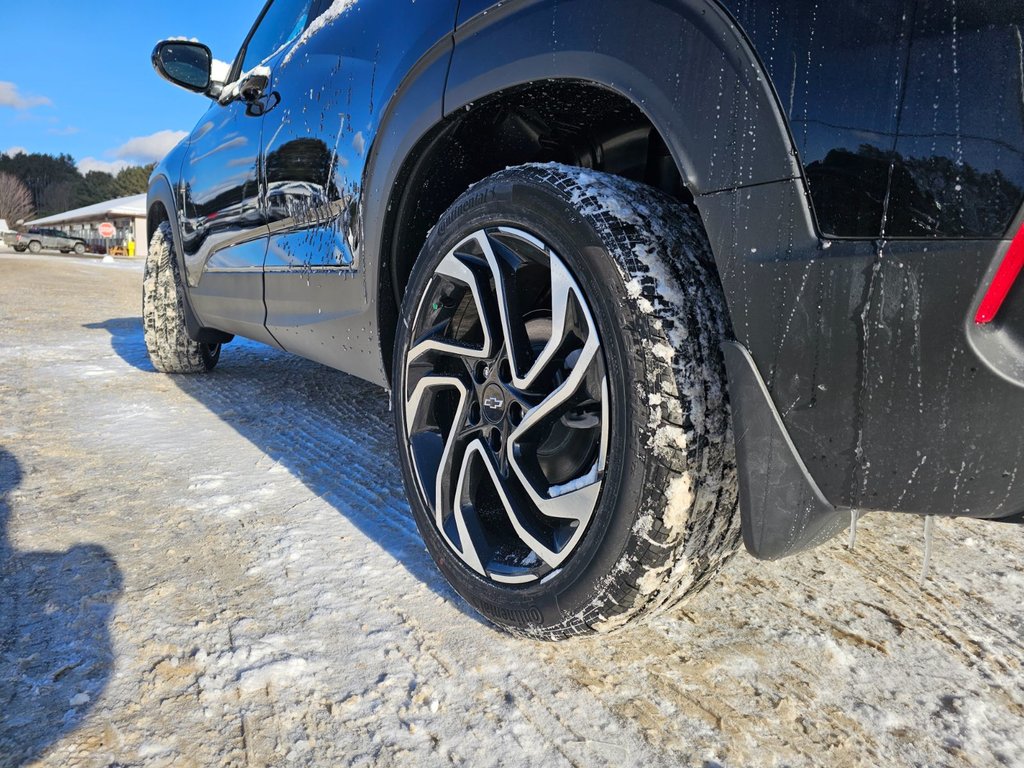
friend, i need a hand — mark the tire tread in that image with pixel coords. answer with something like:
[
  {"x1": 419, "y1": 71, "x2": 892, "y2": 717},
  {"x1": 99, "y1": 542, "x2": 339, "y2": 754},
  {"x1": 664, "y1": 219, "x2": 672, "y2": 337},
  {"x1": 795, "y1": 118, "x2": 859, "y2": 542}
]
[
  {"x1": 142, "y1": 222, "x2": 218, "y2": 374},
  {"x1": 497, "y1": 165, "x2": 741, "y2": 639}
]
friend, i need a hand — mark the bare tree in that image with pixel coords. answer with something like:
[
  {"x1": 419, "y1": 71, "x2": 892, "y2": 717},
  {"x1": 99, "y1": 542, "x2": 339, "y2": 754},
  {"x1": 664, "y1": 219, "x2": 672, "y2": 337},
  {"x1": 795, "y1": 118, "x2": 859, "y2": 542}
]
[{"x1": 0, "y1": 172, "x2": 34, "y2": 227}]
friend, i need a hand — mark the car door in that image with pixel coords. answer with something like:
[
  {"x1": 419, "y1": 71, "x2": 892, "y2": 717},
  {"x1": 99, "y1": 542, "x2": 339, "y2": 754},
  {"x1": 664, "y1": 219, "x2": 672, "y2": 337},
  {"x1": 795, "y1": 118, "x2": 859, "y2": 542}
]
[
  {"x1": 180, "y1": 0, "x2": 319, "y2": 345},
  {"x1": 260, "y1": 0, "x2": 460, "y2": 376}
]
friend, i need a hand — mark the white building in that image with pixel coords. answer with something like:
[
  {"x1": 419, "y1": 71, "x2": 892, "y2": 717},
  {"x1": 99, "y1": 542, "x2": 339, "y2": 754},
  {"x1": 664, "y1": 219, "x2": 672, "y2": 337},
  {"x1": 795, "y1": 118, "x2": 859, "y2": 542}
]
[{"x1": 25, "y1": 194, "x2": 149, "y2": 257}]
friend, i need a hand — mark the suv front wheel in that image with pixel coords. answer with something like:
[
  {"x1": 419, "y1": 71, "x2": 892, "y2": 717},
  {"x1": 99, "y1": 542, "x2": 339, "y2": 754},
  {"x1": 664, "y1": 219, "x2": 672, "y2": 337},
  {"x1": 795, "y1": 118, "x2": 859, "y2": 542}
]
[
  {"x1": 142, "y1": 222, "x2": 221, "y2": 374},
  {"x1": 393, "y1": 164, "x2": 740, "y2": 638}
]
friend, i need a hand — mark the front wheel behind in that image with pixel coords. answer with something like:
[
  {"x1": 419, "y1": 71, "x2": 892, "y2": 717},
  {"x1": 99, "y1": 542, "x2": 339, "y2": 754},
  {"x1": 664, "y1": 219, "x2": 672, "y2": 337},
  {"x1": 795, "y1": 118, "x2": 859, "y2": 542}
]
[
  {"x1": 393, "y1": 164, "x2": 740, "y2": 639},
  {"x1": 142, "y1": 222, "x2": 220, "y2": 374}
]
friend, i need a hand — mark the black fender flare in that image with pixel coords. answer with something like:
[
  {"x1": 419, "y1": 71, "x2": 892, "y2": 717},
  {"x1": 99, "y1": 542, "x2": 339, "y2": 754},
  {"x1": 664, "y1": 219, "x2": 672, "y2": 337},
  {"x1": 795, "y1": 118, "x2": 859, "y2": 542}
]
[
  {"x1": 447, "y1": 0, "x2": 800, "y2": 197},
  {"x1": 360, "y1": 37, "x2": 455, "y2": 385},
  {"x1": 146, "y1": 175, "x2": 232, "y2": 345}
]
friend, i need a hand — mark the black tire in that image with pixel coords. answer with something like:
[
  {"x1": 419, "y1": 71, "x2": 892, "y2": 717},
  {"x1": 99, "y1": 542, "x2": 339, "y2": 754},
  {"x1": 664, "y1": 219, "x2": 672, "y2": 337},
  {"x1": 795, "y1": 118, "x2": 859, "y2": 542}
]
[
  {"x1": 393, "y1": 164, "x2": 740, "y2": 639},
  {"x1": 73, "y1": 242, "x2": 86, "y2": 255},
  {"x1": 27, "y1": 241, "x2": 41, "y2": 254},
  {"x1": 13, "y1": 246, "x2": 26, "y2": 253},
  {"x1": 142, "y1": 222, "x2": 220, "y2": 374}
]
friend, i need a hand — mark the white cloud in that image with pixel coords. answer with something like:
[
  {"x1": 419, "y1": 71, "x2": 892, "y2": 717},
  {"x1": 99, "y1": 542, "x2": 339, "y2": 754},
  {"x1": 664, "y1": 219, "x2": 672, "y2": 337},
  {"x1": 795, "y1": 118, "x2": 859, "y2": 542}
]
[
  {"x1": 78, "y1": 157, "x2": 131, "y2": 175},
  {"x1": 112, "y1": 130, "x2": 188, "y2": 164},
  {"x1": 76, "y1": 129, "x2": 188, "y2": 175},
  {"x1": 0, "y1": 81, "x2": 51, "y2": 110},
  {"x1": 48, "y1": 125, "x2": 80, "y2": 137},
  {"x1": 4, "y1": 147, "x2": 27, "y2": 157}
]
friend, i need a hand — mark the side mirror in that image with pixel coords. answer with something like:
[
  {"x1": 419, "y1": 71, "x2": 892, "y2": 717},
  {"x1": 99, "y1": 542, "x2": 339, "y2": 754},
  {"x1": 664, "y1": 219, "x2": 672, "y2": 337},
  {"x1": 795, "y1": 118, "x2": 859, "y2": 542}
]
[{"x1": 152, "y1": 40, "x2": 213, "y2": 94}]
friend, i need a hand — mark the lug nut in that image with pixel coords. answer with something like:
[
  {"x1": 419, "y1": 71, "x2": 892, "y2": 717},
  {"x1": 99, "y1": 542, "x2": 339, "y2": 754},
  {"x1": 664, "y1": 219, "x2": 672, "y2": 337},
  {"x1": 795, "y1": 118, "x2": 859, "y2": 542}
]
[{"x1": 474, "y1": 361, "x2": 489, "y2": 384}]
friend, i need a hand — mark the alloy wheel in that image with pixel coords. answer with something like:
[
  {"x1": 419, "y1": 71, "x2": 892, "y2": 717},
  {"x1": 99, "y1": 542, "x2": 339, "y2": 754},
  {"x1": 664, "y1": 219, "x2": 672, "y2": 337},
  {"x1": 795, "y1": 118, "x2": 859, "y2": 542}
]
[{"x1": 403, "y1": 227, "x2": 609, "y2": 584}]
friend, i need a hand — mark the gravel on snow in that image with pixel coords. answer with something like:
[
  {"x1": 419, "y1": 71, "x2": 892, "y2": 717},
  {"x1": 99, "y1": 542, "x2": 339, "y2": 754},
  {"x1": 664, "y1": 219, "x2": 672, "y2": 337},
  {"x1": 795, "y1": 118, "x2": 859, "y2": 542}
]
[{"x1": 0, "y1": 249, "x2": 1022, "y2": 767}]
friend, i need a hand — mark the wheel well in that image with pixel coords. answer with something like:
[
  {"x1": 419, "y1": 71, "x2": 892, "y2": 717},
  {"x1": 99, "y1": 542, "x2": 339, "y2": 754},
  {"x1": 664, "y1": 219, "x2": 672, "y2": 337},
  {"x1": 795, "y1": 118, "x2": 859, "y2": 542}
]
[
  {"x1": 148, "y1": 201, "x2": 170, "y2": 241},
  {"x1": 378, "y1": 80, "x2": 694, "y2": 379}
]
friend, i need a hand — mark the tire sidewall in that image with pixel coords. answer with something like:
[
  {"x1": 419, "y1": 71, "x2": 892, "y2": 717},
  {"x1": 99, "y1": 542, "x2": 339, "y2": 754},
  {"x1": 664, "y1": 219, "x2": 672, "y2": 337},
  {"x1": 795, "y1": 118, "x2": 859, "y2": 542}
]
[{"x1": 394, "y1": 174, "x2": 658, "y2": 633}]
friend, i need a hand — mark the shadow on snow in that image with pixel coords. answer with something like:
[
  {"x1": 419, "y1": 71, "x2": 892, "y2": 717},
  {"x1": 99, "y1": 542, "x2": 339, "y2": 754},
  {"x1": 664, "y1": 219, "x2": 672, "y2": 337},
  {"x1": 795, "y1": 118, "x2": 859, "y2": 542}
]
[{"x1": 0, "y1": 448, "x2": 123, "y2": 767}]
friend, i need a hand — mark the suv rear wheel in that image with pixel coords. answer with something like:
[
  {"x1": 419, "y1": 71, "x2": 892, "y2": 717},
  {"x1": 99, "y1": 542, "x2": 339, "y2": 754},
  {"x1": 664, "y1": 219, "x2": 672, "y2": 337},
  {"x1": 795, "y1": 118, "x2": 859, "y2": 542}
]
[{"x1": 393, "y1": 164, "x2": 740, "y2": 638}]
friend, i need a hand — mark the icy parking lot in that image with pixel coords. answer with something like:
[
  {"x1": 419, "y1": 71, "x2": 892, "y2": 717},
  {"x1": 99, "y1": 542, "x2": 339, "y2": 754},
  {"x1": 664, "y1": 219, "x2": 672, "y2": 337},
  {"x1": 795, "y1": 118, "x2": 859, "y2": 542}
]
[{"x1": 1, "y1": 248, "x2": 1022, "y2": 767}]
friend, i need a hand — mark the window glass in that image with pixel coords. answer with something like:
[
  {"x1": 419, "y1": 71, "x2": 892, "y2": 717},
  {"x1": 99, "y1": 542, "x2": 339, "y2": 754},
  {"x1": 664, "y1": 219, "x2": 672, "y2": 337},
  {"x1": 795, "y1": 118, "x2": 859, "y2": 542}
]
[{"x1": 241, "y1": 0, "x2": 314, "y2": 72}]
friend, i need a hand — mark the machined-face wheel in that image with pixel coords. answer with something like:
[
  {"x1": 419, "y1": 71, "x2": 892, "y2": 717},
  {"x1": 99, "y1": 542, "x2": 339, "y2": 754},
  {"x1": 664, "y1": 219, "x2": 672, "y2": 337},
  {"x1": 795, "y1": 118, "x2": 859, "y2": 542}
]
[{"x1": 403, "y1": 227, "x2": 609, "y2": 584}]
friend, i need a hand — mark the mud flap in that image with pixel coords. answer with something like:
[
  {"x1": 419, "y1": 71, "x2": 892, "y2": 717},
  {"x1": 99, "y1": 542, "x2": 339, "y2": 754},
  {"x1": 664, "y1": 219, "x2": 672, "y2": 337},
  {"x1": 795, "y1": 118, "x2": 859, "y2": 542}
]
[{"x1": 722, "y1": 341, "x2": 849, "y2": 560}]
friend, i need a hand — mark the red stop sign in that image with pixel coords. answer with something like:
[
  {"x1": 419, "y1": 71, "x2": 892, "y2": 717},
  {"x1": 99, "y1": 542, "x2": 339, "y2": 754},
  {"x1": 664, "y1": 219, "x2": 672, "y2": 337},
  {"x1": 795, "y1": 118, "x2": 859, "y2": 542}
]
[{"x1": 98, "y1": 222, "x2": 116, "y2": 238}]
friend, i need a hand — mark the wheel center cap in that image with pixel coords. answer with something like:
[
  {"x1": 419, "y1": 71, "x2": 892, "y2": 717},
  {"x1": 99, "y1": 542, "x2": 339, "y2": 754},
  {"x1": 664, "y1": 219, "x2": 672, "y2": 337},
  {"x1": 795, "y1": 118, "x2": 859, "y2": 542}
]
[{"x1": 482, "y1": 383, "x2": 506, "y2": 423}]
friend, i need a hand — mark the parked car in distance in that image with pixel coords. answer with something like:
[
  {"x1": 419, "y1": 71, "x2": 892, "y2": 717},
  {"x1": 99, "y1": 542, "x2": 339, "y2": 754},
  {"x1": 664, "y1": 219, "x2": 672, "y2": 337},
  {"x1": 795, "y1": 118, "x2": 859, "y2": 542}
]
[
  {"x1": 4, "y1": 228, "x2": 87, "y2": 255},
  {"x1": 145, "y1": 0, "x2": 1024, "y2": 639}
]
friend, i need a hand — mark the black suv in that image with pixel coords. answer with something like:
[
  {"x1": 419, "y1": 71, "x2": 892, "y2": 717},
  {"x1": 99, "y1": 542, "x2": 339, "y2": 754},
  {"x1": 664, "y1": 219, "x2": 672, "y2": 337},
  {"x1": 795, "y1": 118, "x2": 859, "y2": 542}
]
[{"x1": 146, "y1": 0, "x2": 1024, "y2": 638}]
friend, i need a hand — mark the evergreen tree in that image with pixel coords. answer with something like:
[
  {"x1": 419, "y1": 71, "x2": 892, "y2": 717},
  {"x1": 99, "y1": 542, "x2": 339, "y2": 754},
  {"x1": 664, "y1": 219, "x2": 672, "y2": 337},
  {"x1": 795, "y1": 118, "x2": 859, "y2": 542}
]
[
  {"x1": 76, "y1": 171, "x2": 120, "y2": 208},
  {"x1": 114, "y1": 164, "x2": 155, "y2": 197}
]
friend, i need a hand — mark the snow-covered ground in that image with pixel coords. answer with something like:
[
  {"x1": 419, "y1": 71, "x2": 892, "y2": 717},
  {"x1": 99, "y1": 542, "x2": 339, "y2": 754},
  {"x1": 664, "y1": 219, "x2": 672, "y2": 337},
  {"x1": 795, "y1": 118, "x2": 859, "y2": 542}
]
[{"x1": 0, "y1": 249, "x2": 1022, "y2": 767}]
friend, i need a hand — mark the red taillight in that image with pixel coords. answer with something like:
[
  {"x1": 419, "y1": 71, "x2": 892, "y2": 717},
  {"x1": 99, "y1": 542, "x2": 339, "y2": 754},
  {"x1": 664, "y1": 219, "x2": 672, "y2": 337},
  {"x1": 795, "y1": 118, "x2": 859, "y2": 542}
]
[{"x1": 976, "y1": 223, "x2": 1024, "y2": 324}]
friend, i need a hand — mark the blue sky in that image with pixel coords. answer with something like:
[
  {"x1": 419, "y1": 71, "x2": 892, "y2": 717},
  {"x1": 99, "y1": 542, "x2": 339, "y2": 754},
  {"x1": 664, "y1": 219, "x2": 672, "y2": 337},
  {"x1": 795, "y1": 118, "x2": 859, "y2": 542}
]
[{"x1": 0, "y1": 1, "x2": 263, "y2": 173}]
